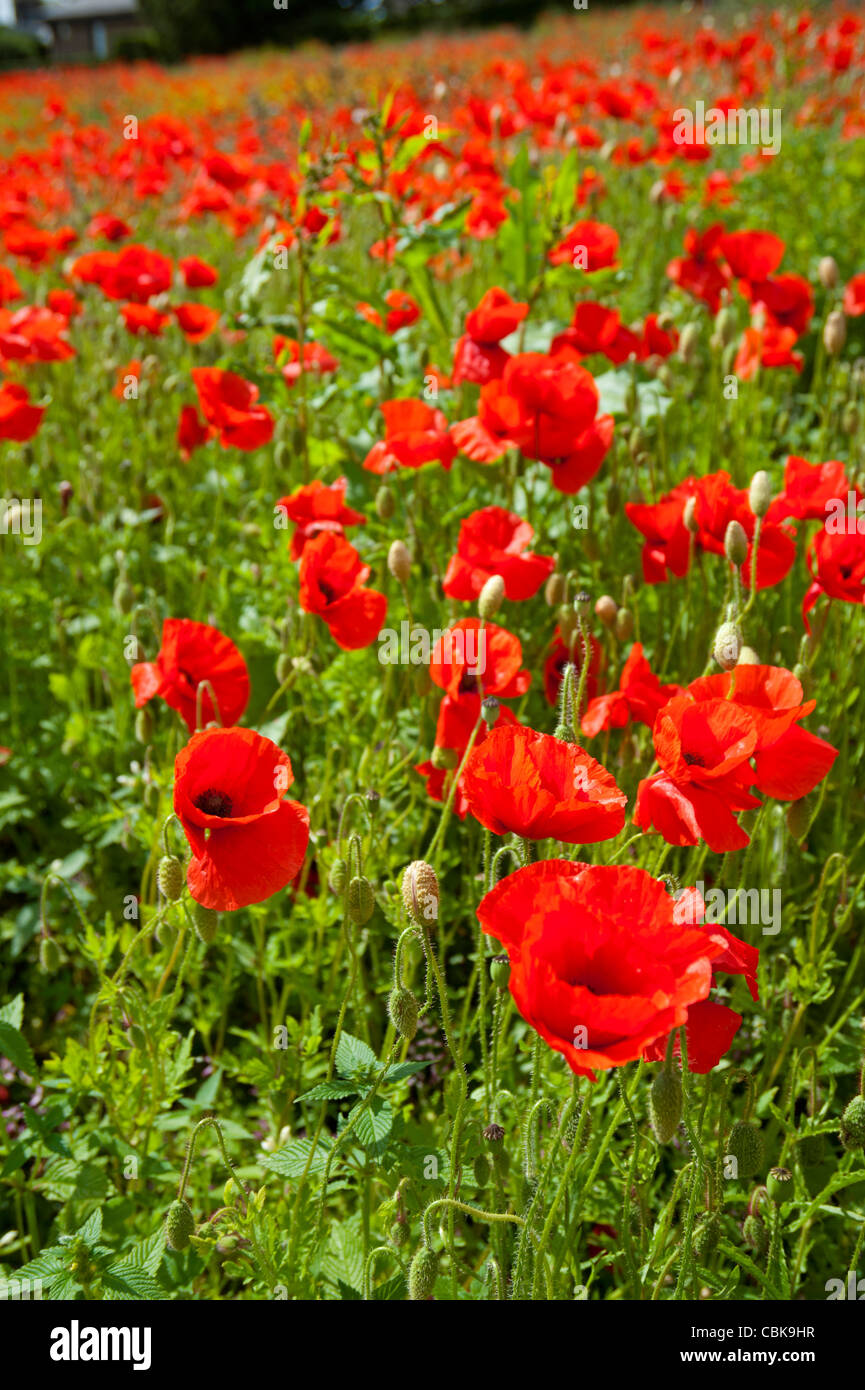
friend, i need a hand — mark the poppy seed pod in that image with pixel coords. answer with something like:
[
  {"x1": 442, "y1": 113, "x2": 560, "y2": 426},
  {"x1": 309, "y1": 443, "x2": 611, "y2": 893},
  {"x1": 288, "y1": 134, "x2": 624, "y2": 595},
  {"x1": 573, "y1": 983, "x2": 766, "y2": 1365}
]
[
  {"x1": 490, "y1": 955, "x2": 510, "y2": 988},
  {"x1": 766, "y1": 1166, "x2": 793, "y2": 1204},
  {"x1": 823, "y1": 309, "x2": 846, "y2": 356},
  {"x1": 840, "y1": 1095, "x2": 865, "y2": 1151},
  {"x1": 724, "y1": 519, "x2": 749, "y2": 566},
  {"x1": 408, "y1": 1246, "x2": 438, "y2": 1300},
  {"x1": 818, "y1": 255, "x2": 838, "y2": 289},
  {"x1": 478, "y1": 573, "x2": 505, "y2": 619},
  {"x1": 649, "y1": 1066, "x2": 683, "y2": 1144},
  {"x1": 165, "y1": 1198, "x2": 195, "y2": 1251},
  {"x1": 387, "y1": 540, "x2": 411, "y2": 583},
  {"x1": 727, "y1": 1121, "x2": 764, "y2": 1179},
  {"x1": 348, "y1": 875, "x2": 376, "y2": 924},
  {"x1": 388, "y1": 985, "x2": 419, "y2": 1041},
  {"x1": 157, "y1": 854, "x2": 184, "y2": 903},
  {"x1": 574, "y1": 590, "x2": 592, "y2": 619},
  {"x1": 401, "y1": 860, "x2": 439, "y2": 927},
  {"x1": 748, "y1": 470, "x2": 772, "y2": 519},
  {"x1": 481, "y1": 695, "x2": 500, "y2": 727}
]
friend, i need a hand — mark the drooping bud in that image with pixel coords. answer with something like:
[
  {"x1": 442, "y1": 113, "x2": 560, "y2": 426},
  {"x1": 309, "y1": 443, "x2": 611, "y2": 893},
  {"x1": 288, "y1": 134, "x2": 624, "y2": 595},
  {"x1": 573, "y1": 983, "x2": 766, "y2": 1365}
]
[
  {"x1": 693, "y1": 1212, "x2": 721, "y2": 1262},
  {"x1": 389, "y1": 1220, "x2": 407, "y2": 1248},
  {"x1": 615, "y1": 606, "x2": 634, "y2": 642},
  {"x1": 823, "y1": 309, "x2": 846, "y2": 356},
  {"x1": 595, "y1": 595, "x2": 618, "y2": 628},
  {"x1": 606, "y1": 482, "x2": 621, "y2": 516},
  {"x1": 387, "y1": 540, "x2": 411, "y2": 583},
  {"x1": 431, "y1": 745, "x2": 458, "y2": 771},
  {"x1": 795, "y1": 1133, "x2": 825, "y2": 1168},
  {"x1": 554, "y1": 722, "x2": 576, "y2": 742},
  {"x1": 649, "y1": 1065, "x2": 683, "y2": 1144},
  {"x1": 678, "y1": 321, "x2": 700, "y2": 364},
  {"x1": 786, "y1": 794, "x2": 816, "y2": 841},
  {"x1": 157, "y1": 855, "x2": 184, "y2": 903},
  {"x1": 727, "y1": 1121, "x2": 764, "y2": 1179},
  {"x1": 544, "y1": 573, "x2": 565, "y2": 607},
  {"x1": 113, "y1": 579, "x2": 135, "y2": 614},
  {"x1": 557, "y1": 604, "x2": 577, "y2": 643},
  {"x1": 275, "y1": 652, "x2": 292, "y2": 685},
  {"x1": 134, "y1": 707, "x2": 153, "y2": 744},
  {"x1": 743, "y1": 1212, "x2": 768, "y2": 1256},
  {"x1": 715, "y1": 304, "x2": 738, "y2": 348},
  {"x1": 348, "y1": 875, "x2": 375, "y2": 925},
  {"x1": 840, "y1": 1095, "x2": 865, "y2": 1151},
  {"x1": 683, "y1": 496, "x2": 698, "y2": 534},
  {"x1": 713, "y1": 621, "x2": 742, "y2": 671},
  {"x1": 388, "y1": 985, "x2": 419, "y2": 1041},
  {"x1": 375, "y1": 484, "x2": 395, "y2": 520},
  {"x1": 39, "y1": 935, "x2": 61, "y2": 972},
  {"x1": 818, "y1": 255, "x2": 838, "y2": 289},
  {"x1": 408, "y1": 1246, "x2": 438, "y2": 1300},
  {"x1": 737, "y1": 645, "x2": 761, "y2": 665},
  {"x1": 724, "y1": 519, "x2": 748, "y2": 566},
  {"x1": 401, "y1": 860, "x2": 439, "y2": 928},
  {"x1": 191, "y1": 901, "x2": 218, "y2": 944},
  {"x1": 478, "y1": 574, "x2": 505, "y2": 620},
  {"x1": 748, "y1": 470, "x2": 772, "y2": 519},
  {"x1": 328, "y1": 857, "x2": 348, "y2": 894},
  {"x1": 165, "y1": 1198, "x2": 195, "y2": 1251}
]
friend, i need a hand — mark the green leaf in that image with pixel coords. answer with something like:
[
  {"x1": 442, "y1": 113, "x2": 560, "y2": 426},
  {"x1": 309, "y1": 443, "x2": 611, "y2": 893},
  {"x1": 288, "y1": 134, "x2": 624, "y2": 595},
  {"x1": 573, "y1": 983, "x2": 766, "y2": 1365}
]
[
  {"x1": 0, "y1": 1020, "x2": 36, "y2": 1077},
  {"x1": 335, "y1": 1032, "x2": 378, "y2": 1078},
  {"x1": 347, "y1": 1097, "x2": 393, "y2": 1157},
  {"x1": 261, "y1": 1137, "x2": 331, "y2": 1178},
  {"x1": 0, "y1": 994, "x2": 24, "y2": 1029},
  {"x1": 102, "y1": 1268, "x2": 168, "y2": 1300},
  {"x1": 295, "y1": 1081, "x2": 360, "y2": 1104}
]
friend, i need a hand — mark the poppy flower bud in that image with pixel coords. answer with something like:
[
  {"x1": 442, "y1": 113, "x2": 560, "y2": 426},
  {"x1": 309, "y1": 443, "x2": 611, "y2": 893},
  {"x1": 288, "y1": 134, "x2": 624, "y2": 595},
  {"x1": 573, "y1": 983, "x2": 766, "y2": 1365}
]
[
  {"x1": 737, "y1": 645, "x2": 760, "y2": 665},
  {"x1": 727, "y1": 1121, "x2": 764, "y2": 1179},
  {"x1": 683, "y1": 496, "x2": 698, "y2": 534},
  {"x1": 823, "y1": 309, "x2": 846, "y2": 356},
  {"x1": 766, "y1": 1166, "x2": 793, "y2": 1204},
  {"x1": 474, "y1": 1153, "x2": 491, "y2": 1186},
  {"x1": 401, "y1": 860, "x2": 439, "y2": 927},
  {"x1": 481, "y1": 695, "x2": 500, "y2": 727},
  {"x1": 113, "y1": 579, "x2": 136, "y2": 614},
  {"x1": 135, "y1": 707, "x2": 153, "y2": 744},
  {"x1": 649, "y1": 1065, "x2": 683, "y2": 1144},
  {"x1": 275, "y1": 652, "x2": 292, "y2": 685},
  {"x1": 389, "y1": 1220, "x2": 407, "y2": 1248},
  {"x1": 554, "y1": 722, "x2": 576, "y2": 742},
  {"x1": 615, "y1": 606, "x2": 634, "y2": 642},
  {"x1": 490, "y1": 955, "x2": 510, "y2": 988},
  {"x1": 818, "y1": 255, "x2": 838, "y2": 289},
  {"x1": 693, "y1": 1212, "x2": 721, "y2": 1262},
  {"x1": 387, "y1": 540, "x2": 411, "y2": 583},
  {"x1": 329, "y1": 857, "x2": 348, "y2": 894},
  {"x1": 840, "y1": 1095, "x2": 865, "y2": 1151},
  {"x1": 605, "y1": 482, "x2": 621, "y2": 516},
  {"x1": 191, "y1": 901, "x2": 218, "y2": 944},
  {"x1": 157, "y1": 855, "x2": 184, "y2": 903},
  {"x1": 408, "y1": 1246, "x2": 438, "y2": 1300},
  {"x1": 792, "y1": 662, "x2": 812, "y2": 697},
  {"x1": 545, "y1": 573, "x2": 565, "y2": 606},
  {"x1": 743, "y1": 1212, "x2": 768, "y2": 1256},
  {"x1": 748, "y1": 470, "x2": 772, "y2": 519},
  {"x1": 796, "y1": 1133, "x2": 825, "y2": 1168},
  {"x1": 431, "y1": 745, "x2": 458, "y2": 772},
  {"x1": 713, "y1": 621, "x2": 742, "y2": 671},
  {"x1": 375, "y1": 485, "x2": 395, "y2": 520},
  {"x1": 723, "y1": 519, "x2": 748, "y2": 567},
  {"x1": 715, "y1": 304, "x2": 737, "y2": 348},
  {"x1": 478, "y1": 574, "x2": 505, "y2": 619},
  {"x1": 842, "y1": 403, "x2": 859, "y2": 436},
  {"x1": 595, "y1": 595, "x2": 618, "y2": 628},
  {"x1": 39, "y1": 935, "x2": 61, "y2": 972},
  {"x1": 787, "y1": 793, "x2": 816, "y2": 841},
  {"x1": 557, "y1": 605, "x2": 577, "y2": 642},
  {"x1": 679, "y1": 322, "x2": 700, "y2": 364},
  {"x1": 348, "y1": 875, "x2": 375, "y2": 925},
  {"x1": 165, "y1": 1198, "x2": 195, "y2": 1251},
  {"x1": 388, "y1": 985, "x2": 419, "y2": 1041},
  {"x1": 561, "y1": 1100, "x2": 591, "y2": 1154}
]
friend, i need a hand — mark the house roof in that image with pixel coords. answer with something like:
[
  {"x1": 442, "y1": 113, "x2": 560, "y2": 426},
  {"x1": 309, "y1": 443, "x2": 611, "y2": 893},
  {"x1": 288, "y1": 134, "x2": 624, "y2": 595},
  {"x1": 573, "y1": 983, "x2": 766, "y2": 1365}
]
[{"x1": 39, "y1": 0, "x2": 139, "y2": 20}]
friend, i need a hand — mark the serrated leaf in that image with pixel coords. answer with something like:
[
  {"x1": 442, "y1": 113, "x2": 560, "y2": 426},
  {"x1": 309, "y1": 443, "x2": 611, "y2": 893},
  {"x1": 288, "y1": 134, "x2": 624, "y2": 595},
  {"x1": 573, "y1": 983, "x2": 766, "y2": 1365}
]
[
  {"x1": 295, "y1": 1081, "x2": 360, "y2": 1104},
  {"x1": 347, "y1": 1097, "x2": 393, "y2": 1156},
  {"x1": 103, "y1": 1268, "x2": 168, "y2": 1300},
  {"x1": 260, "y1": 1137, "x2": 330, "y2": 1178},
  {"x1": 0, "y1": 994, "x2": 24, "y2": 1029},
  {"x1": 335, "y1": 1032, "x2": 378, "y2": 1078},
  {"x1": 0, "y1": 1021, "x2": 36, "y2": 1077}
]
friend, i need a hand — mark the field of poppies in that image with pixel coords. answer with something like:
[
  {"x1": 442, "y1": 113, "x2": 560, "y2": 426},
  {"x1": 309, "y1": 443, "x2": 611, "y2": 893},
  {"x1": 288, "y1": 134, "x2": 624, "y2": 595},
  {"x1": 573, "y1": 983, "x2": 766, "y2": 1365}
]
[{"x1": 1, "y1": 1, "x2": 865, "y2": 1308}]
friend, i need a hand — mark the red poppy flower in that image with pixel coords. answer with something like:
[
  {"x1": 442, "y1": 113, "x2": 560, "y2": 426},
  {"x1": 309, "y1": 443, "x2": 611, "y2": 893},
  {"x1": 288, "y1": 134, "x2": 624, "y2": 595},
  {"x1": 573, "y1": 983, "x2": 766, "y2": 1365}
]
[
  {"x1": 363, "y1": 399, "x2": 456, "y2": 474},
  {"x1": 803, "y1": 528, "x2": 865, "y2": 629},
  {"x1": 0, "y1": 382, "x2": 44, "y2": 442},
  {"x1": 298, "y1": 531, "x2": 387, "y2": 650},
  {"x1": 734, "y1": 322, "x2": 804, "y2": 380},
  {"x1": 174, "y1": 303, "x2": 220, "y2": 342},
  {"x1": 462, "y1": 725, "x2": 626, "y2": 843},
  {"x1": 274, "y1": 336, "x2": 339, "y2": 384},
  {"x1": 666, "y1": 223, "x2": 730, "y2": 313},
  {"x1": 46, "y1": 289, "x2": 82, "y2": 319},
  {"x1": 745, "y1": 274, "x2": 814, "y2": 335},
  {"x1": 177, "y1": 405, "x2": 214, "y2": 460},
  {"x1": 86, "y1": 244, "x2": 174, "y2": 303},
  {"x1": 414, "y1": 695, "x2": 521, "y2": 819},
  {"x1": 625, "y1": 480, "x2": 696, "y2": 584},
  {"x1": 179, "y1": 256, "x2": 219, "y2": 288},
  {"x1": 276, "y1": 477, "x2": 366, "y2": 560},
  {"x1": 0, "y1": 306, "x2": 76, "y2": 363},
  {"x1": 464, "y1": 286, "x2": 529, "y2": 344},
  {"x1": 131, "y1": 618, "x2": 250, "y2": 733},
  {"x1": 0, "y1": 266, "x2": 23, "y2": 306},
  {"x1": 192, "y1": 368, "x2": 274, "y2": 451},
  {"x1": 442, "y1": 506, "x2": 555, "y2": 602},
  {"x1": 548, "y1": 220, "x2": 619, "y2": 271},
  {"x1": 581, "y1": 644, "x2": 683, "y2": 737},
  {"x1": 174, "y1": 727, "x2": 309, "y2": 912},
  {"x1": 766, "y1": 455, "x2": 851, "y2": 523},
  {"x1": 429, "y1": 617, "x2": 530, "y2": 701},
  {"x1": 113, "y1": 359, "x2": 141, "y2": 400},
  {"x1": 87, "y1": 213, "x2": 132, "y2": 243},
  {"x1": 384, "y1": 288, "x2": 420, "y2": 333},
  {"x1": 692, "y1": 470, "x2": 796, "y2": 590},
  {"x1": 121, "y1": 303, "x2": 170, "y2": 337},
  {"x1": 720, "y1": 229, "x2": 786, "y2": 283},
  {"x1": 477, "y1": 860, "x2": 727, "y2": 1078},
  {"x1": 842, "y1": 272, "x2": 865, "y2": 317}
]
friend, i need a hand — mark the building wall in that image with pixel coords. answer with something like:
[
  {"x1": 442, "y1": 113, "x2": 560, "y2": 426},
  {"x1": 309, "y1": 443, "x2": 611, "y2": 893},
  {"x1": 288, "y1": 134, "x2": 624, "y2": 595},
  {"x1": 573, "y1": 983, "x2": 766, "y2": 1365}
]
[{"x1": 48, "y1": 13, "x2": 140, "y2": 59}]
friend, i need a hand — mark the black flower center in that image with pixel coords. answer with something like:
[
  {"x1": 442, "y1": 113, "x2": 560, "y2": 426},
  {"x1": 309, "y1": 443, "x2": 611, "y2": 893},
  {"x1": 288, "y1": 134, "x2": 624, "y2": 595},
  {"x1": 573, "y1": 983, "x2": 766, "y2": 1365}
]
[
  {"x1": 458, "y1": 671, "x2": 479, "y2": 694},
  {"x1": 194, "y1": 788, "x2": 233, "y2": 818},
  {"x1": 683, "y1": 751, "x2": 705, "y2": 767}
]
